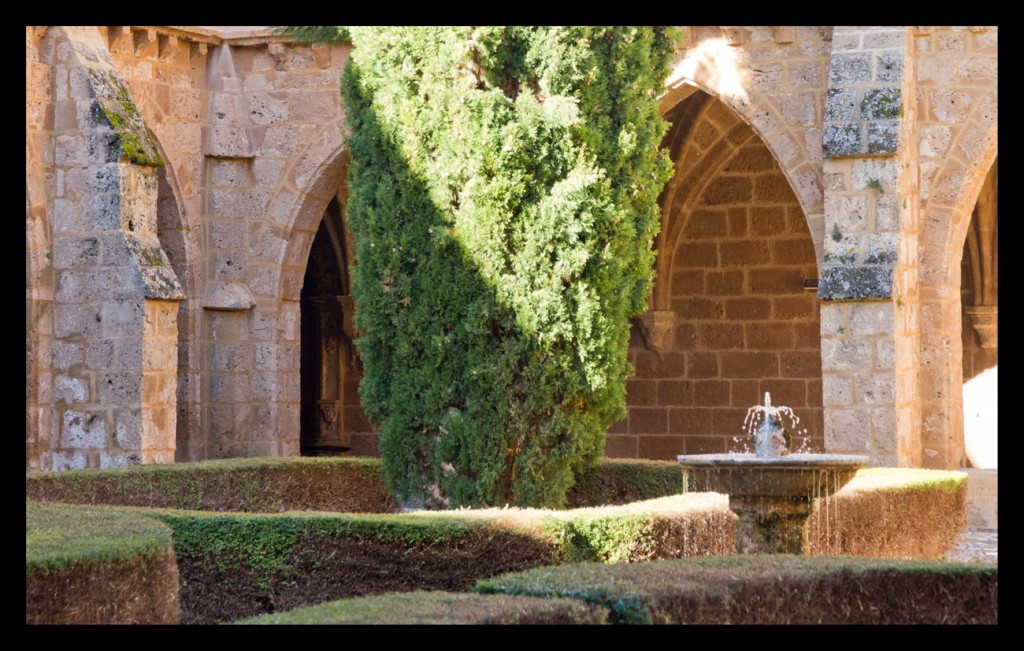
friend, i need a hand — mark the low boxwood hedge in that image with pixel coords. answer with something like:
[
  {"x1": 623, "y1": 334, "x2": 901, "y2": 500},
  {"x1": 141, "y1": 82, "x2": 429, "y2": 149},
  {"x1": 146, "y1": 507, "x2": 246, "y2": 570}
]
[
  {"x1": 476, "y1": 555, "x2": 998, "y2": 624},
  {"x1": 25, "y1": 456, "x2": 684, "y2": 513},
  {"x1": 145, "y1": 493, "x2": 733, "y2": 624},
  {"x1": 808, "y1": 468, "x2": 967, "y2": 559},
  {"x1": 25, "y1": 456, "x2": 397, "y2": 513},
  {"x1": 26, "y1": 502, "x2": 180, "y2": 624},
  {"x1": 232, "y1": 590, "x2": 609, "y2": 625}
]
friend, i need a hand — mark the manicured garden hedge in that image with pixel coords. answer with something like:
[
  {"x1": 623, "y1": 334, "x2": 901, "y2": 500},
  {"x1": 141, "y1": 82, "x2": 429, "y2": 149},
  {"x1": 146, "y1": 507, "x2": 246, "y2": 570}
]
[
  {"x1": 566, "y1": 458, "x2": 684, "y2": 507},
  {"x1": 26, "y1": 456, "x2": 683, "y2": 512},
  {"x1": 145, "y1": 493, "x2": 732, "y2": 624},
  {"x1": 476, "y1": 555, "x2": 998, "y2": 624},
  {"x1": 233, "y1": 590, "x2": 608, "y2": 625},
  {"x1": 808, "y1": 468, "x2": 967, "y2": 560},
  {"x1": 26, "y1": 502, "x2": 180, "y2": 624},
  {"x1": 26, "y1": 456, "x2": 398, "y2": 513},
  {"x1": 26, "y1": 459, "x2": 973, "y2": 624}
]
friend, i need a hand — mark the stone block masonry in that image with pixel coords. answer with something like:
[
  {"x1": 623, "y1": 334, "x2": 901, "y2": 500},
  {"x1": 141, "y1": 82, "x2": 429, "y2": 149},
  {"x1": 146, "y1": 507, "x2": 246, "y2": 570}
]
[
  {"x1": 26, "y1": 26, "x2": 995, "y2": 476},
  {"x1": 822, "y1": 27, "x2": 904, "y2": 158},
  {"x1": 612, "y1": 95, "x2": 823, "y2": 461},
  {"x1": 38, "y1": 26, "x2": 182, "y2": 470}
]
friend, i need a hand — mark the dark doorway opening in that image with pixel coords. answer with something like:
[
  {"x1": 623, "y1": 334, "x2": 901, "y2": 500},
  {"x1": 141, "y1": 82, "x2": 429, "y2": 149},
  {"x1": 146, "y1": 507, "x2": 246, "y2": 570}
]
[{"x1": 300, "y1": 198, "x2": 354, "y2": 455}]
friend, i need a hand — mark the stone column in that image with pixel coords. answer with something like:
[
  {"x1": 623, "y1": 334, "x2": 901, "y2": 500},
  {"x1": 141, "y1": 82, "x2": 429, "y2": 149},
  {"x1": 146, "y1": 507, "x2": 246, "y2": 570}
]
[
  {"x1": 818, "y1": 27, "x2": 919, "y2": 467},
  {"x1": 44, "y1": 27, "x2": 183, "y2": 469}
]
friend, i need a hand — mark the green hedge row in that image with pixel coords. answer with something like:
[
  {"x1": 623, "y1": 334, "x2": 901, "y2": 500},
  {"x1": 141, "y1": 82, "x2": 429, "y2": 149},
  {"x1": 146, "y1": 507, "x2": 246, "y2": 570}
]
[
  {"x1": 145, "y1": 493, "x2": 732, "y2": 624},
  {"x1": 26, "y1": 503, "x2": 180, "y2": 624},
  {"x1": 25, "y1": 456, "x2": 684, "y2": 512},
  {"x1": 233, "y1": 590, "x2": 608, "y2": 625},
  {"x1": 809, "y1": 468, "x2": 967, "y2": 560},
  {"x1": 476, "y1": 555, "x2": 998, "y2": 624},
  {"x1": 25, "y1": 456, "x2": 398, "y2": 513}
]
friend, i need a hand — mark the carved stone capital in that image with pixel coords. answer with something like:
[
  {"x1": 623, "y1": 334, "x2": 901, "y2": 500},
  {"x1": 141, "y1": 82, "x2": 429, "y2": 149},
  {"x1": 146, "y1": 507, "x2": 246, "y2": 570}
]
[
  {"x1": 637, "y1": 309, "x2": 675, "y2": 353},
  {"x1": 965, "y1": 305, "x2": 997, "y2": 349}
]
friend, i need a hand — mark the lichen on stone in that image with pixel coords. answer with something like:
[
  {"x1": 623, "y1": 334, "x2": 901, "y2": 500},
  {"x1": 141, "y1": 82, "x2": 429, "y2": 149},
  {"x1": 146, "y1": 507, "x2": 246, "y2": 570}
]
[
  {"x1": 818, "y1": 266, "x2": 893, "y2": 301},
  {"x1": 860, "y1": 88, "x2": 902, "y2": 120},
  {"x1": 87, "y1": 69, "x2": 163, "y2": 167},
  {"x1": 823, "y1": 123, "x2": 861, "y2": 157}
]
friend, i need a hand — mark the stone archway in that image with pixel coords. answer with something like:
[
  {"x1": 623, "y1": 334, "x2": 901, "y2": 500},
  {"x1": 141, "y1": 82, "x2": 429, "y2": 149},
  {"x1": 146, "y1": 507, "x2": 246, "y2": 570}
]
[
  {"x1": 959, "y1": 158, "x2": 997, "y2": 469},
  {"x1": 918, "y1": 117, "x2": 997, "y2": 469},
  {"x1": 614, "y1": 89, "x2": 823, "y2": 460}
]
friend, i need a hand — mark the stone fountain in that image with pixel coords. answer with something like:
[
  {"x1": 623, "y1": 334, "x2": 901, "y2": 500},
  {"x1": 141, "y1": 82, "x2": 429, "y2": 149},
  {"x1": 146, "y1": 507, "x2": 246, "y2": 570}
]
[{"x1": 678, "y1": 393, "x2": 867, "y2": 554}]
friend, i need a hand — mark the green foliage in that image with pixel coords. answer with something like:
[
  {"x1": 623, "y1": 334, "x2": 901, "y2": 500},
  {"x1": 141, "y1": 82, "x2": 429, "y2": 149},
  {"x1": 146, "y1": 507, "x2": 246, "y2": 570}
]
[
  {"x1": 846, "y1": 467, "x2": 966, "y2": 493},
  {"x1": 540, "y1": 512, "x2": 657, "y2": 563},
  {"x1": 476, "y1": 555, "x2": 999, "y2": 624},
  {"x1": 343, "y1": 27, "x2": 678, "y2": 508},
  {"x1": 565, "y1": 458, "x2": 683, "y2": 507},
  {"x1": 26, "y1": 456, "x2": 395, "y2": 513},
  {"x1": 26, "y1": 502, "x2": 174, "y2": 576},
  {"x1": 272, "y1": 26, "x2": 350, "y2": 45},
  {"x1": 231, "y1": 590, "x2": 608, "y2": 625}
]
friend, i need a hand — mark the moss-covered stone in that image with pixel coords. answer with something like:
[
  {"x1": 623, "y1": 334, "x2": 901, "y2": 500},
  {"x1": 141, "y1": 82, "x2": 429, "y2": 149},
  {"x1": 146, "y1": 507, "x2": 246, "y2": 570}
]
[
  {"x1": 860, "y1": 87, "x2": 902, "y2": 120},
  {"x1": 87, "y1": 69, "x2": 163, "y2": 167},
  {"x1": 822, "y1": 122, "x2": 861, "y2": 157}
]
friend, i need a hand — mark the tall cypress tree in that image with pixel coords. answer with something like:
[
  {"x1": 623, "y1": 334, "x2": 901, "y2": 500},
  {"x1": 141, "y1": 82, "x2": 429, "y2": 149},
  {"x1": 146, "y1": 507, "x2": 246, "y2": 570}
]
[{"x1": 343, "y1": 27, "x2": 677, "y2": 507}]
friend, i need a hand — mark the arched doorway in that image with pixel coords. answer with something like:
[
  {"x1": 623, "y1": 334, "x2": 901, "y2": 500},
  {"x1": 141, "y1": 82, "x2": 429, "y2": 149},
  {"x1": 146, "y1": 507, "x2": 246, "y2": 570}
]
[
  {"x1": 299, "y1": 197, "x2": 356, "y2": 455},
  {"x1": 960, "y1": 158, "x2": 997, "y2": 469},
  {"x1": 612, "y1": 89, "x2": 823, "y2": 459}
]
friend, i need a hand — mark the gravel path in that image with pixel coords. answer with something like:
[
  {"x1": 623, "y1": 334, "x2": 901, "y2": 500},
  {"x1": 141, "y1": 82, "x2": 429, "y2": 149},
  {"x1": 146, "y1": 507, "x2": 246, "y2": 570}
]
[{"x1": 943, "y1": 528, "x2": 998, "y2": 564}]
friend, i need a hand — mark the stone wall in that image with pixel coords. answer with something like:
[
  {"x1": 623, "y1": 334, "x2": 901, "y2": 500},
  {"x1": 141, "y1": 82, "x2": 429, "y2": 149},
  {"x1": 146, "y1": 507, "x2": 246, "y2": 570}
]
[
  {"x1": 612, "y1": 91, "x2": 822, "y2": 460},
  {"x1": 106, "y1": 28, "x2": 208, "y2": 463},
  {"x1": 29, "y1": 26, "x2": 183, "y2": 470},
  {"x1": 102, "y1": 31, "x2": 354, "y2": 460},
  {"x1": 27, "y1": 27, "x2": 55, "y2": 470},
  {"x1": 25, "y1": 26, "x2": 997, "y2": 472},
  {"x1": 914, "y1": 26, "x2": 997, "y2": 468}
]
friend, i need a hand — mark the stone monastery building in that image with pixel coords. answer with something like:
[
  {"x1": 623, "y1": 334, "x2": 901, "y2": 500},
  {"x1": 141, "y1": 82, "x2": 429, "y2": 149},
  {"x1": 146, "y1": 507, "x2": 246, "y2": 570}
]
[{"x1": 26, "y1": 26, "x2": 997, "y2": 473}]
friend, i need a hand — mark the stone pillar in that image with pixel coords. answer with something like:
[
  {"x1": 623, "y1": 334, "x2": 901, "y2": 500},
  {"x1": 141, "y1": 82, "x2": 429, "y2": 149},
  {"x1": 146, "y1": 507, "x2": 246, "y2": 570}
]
[
  {"x1": 44, "y1": 27, "x2": 183, "y2": 469},
  {"x1": 27, "y1": 27, "x2": 56, "y2": 470},
  {"x1": 198, "y1": 42, "x2": 266, "y2": 458},
  {"x1": 819, "y1": 27, "x2": 919, "y2": 467}
]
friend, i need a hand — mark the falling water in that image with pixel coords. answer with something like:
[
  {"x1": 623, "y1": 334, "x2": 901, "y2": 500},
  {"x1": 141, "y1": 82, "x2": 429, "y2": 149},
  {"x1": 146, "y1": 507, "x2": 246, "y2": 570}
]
[{"x1": 678, "y1": 390, "x2": 867, "y2": 554}]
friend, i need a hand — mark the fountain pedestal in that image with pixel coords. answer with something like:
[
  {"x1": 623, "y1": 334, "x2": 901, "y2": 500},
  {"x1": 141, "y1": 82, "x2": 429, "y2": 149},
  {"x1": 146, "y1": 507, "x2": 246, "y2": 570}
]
[
  {"x1": 678, "y1": 454, "x2": 867, "y2": 555},
  {"x1": 732, "y1": 495, "x2": 815, "y2": 554}
]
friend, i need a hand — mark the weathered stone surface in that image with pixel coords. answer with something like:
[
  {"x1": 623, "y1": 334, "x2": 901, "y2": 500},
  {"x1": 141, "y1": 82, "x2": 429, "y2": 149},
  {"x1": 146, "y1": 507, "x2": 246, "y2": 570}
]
[
  {"x1": 828, "y1": 53, "x2": 871, "y2": 84},
  {"x1": 860, "y1": 88, "x2": 901, "y2": 120},
  {"x1": 875, "y1": 52, "x2": 903, "y2": 83},
  {"x1": 867, "y1": 120, "x2": 899, "y2": 154},
  {"x1": 818, "y1": 266, "x2": 893, "y2": 300},
  {"x1": 61, "y1": 410, "x2": 109, "y2": 449},
  {"x1": 824, "y1": 88, "x2": 856, "y2": 121},
  {"x1": 822, "y1": 123, "x2": 860, "y2": 157}
]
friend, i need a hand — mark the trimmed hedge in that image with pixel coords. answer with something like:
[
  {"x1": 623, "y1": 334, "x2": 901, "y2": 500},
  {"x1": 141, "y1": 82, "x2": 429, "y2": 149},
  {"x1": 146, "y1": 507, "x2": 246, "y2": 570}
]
[
  {"x1": 566, "y1": 458, "x2": 684, "y2": 507},
  {"x1": 809, "y1": 468, "x2": 967, "y2": 560},
  {"x1": 233, "y1": 590, "x2": 608, "y2": 625},
  {"x1": 26, "y1": 456, "x2": 398, "y2": 513},
  {"x1": 26, "y1": 456, "x2": 681, "y2": 513},
  {"x1": 26, "y1": 503, "x2": 180, "y2": 624},
  {"x1": 476, "y1": 555, "x2": 998, "y2": 624},
  {"x1": 145, "y1": 493, "x2": 732, "y2": 624}
]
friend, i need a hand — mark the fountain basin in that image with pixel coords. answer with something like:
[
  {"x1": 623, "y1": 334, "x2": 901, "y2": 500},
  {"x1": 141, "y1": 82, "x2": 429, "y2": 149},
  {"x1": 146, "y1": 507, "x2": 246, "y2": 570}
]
[{"x1": 678, "y1": 453, "x2": 868, "y2": 555}]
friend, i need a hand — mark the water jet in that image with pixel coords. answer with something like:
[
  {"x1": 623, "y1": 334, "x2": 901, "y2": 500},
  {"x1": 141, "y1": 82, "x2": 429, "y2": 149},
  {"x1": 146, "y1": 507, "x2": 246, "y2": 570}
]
[{"x1": 678, "y1": 392, "x2": 867, "y2": 554}]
